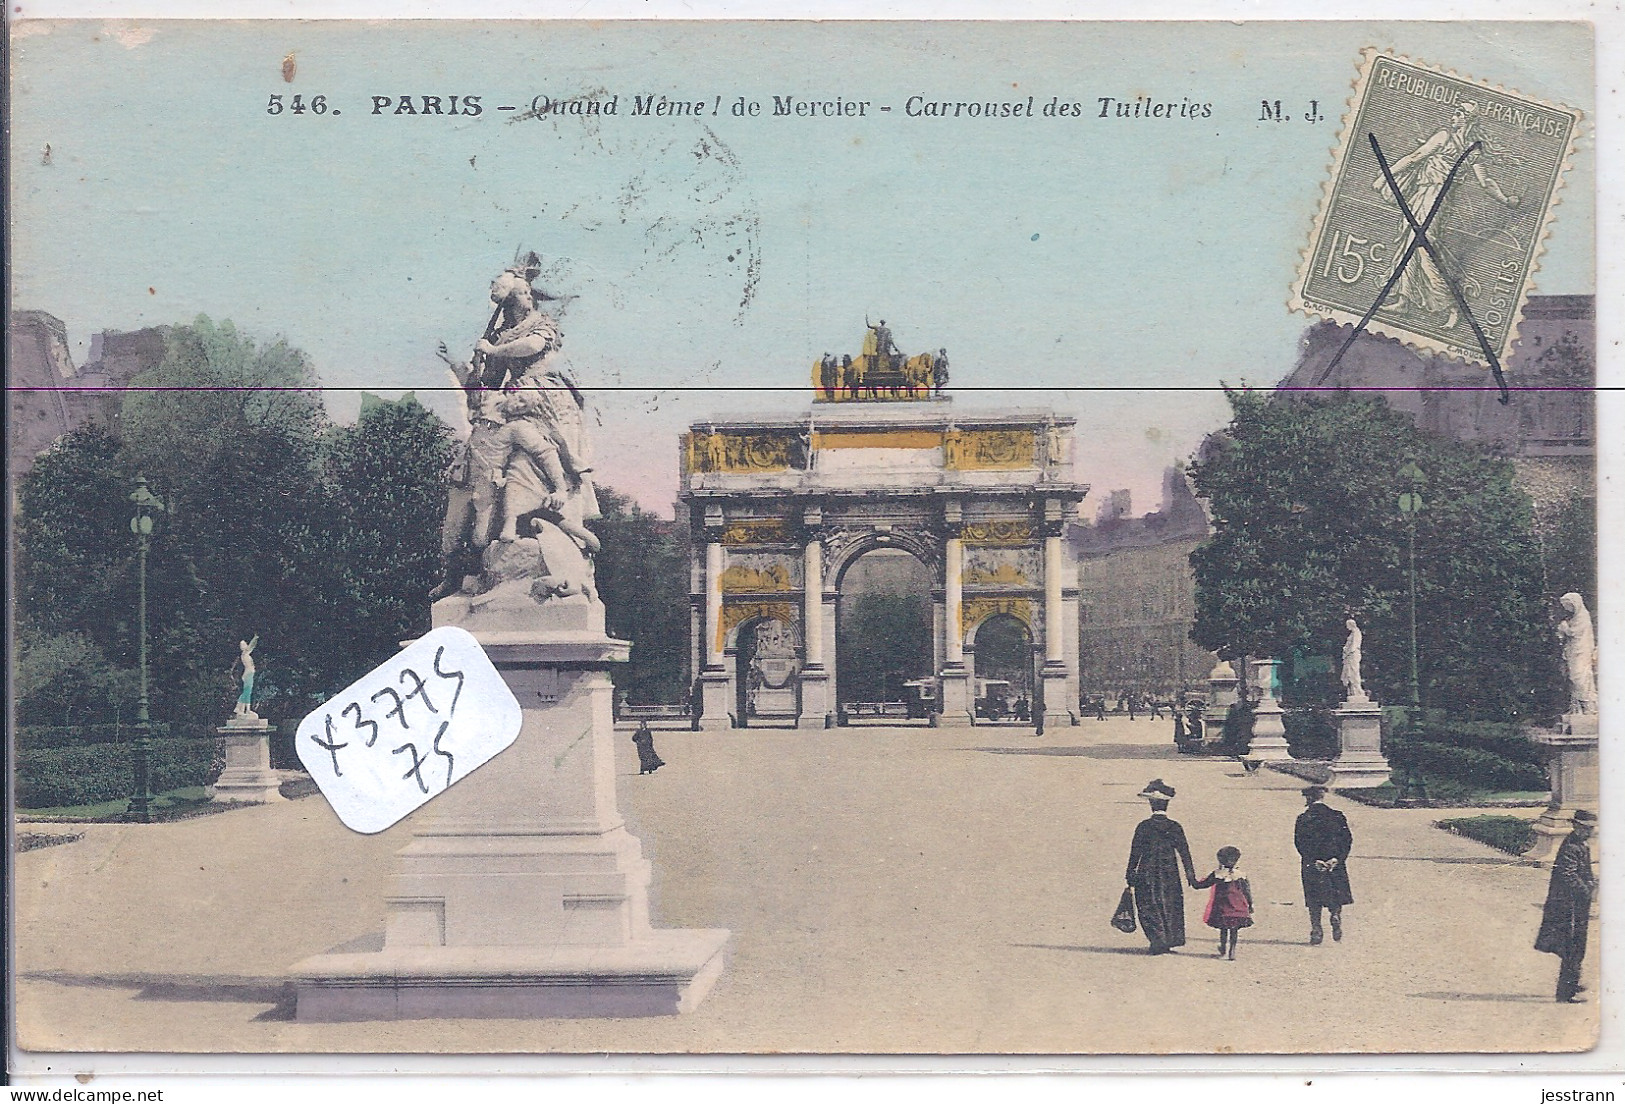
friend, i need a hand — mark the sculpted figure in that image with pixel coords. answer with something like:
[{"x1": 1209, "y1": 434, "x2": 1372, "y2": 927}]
[
  {"x1": 233, "y1": 634, "x2": 260, "y2": 718},
  {"x1": 491, "y1": 381, "x2": 600, "y2": 555},
  {"x1": 1340, "y1": 619, "x2": 1366, "y2": 702},
  {"x1": 1374, "y1": 101, "x2": 1519, "y2": 330},
  {"x1": 1557, "y1": 592, "x2": 1597, "y2": 714}
]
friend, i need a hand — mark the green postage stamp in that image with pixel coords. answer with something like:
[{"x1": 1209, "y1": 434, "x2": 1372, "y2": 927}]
[{"x1": 1291, "y1": 50, "x2": 1582, "y2": 368}]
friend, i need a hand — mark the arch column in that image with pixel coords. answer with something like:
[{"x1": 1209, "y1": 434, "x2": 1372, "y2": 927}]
[
  {"x1": 938, "y1": 531, "x2": 971, "y2": 722},
  {"x1": 798, "y1": 533, "x2": 830, "y2": 728},
  {"x1": 697, "y1": 526, "x2": 733, "y2": 730}
]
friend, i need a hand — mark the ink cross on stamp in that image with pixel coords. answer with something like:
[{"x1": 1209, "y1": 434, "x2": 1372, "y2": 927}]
[{"x1": 1292, "y1": 50, "x2": 1581, "y2": 378}]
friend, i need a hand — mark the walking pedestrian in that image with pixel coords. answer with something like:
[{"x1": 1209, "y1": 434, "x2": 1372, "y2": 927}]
[
  {"x1": 632, "y1": 720, "x2": 665, "y2": 775},
  {"x1": 1192, "y1": 846, "x2": 1254, "y2": 960},
  {"x1": 1536, "y1": 809, "x2": 1597, "y2": 1003},
  {"x1": 1295, "y1": 785, "x2": 1353, "y2": 944},
  {"x1": 1123, "y1": 779, "x2": 1198, "y2": 955}
]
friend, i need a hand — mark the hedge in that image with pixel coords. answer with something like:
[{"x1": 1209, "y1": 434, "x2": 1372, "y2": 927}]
[
  {"x1": 1437, "y1": 815, "x2": 1537, "y2": 855},
  {"x1": 16, "y1": 722, "x2": 218, "y2": 750},
  {"x1": 1284, "y1": 709, "x2": 1338, "y2": 760},
  {"x1": 16, "y1": 739, "x2": 223, "y2": 809}
]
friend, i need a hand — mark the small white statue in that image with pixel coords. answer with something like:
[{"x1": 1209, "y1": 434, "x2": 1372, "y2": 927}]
[
  {"x1": 233, "y1": 634, "x2": 260, "y2": 718},
  {"x1": 1341, "y1": 619, "x2": 1366, "y2": 703},
  {"x1": 1557, "y1": 592, "x2": 1597, "y2": 715}
]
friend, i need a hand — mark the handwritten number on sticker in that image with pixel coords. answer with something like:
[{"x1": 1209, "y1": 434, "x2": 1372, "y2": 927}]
[
  {"x1": 433, "y1": 646, "x2": 466, "y2": 715},
  {"x1": 393, "y1": 741, "x2": 431, "y2": 794},
  {"x1": 343, "y1": 700, "x2": 379, "y2": 748},
  {"x1": 399, "y1": 666, "x2": 438, "y2": 715},
  {"x1": 312, "y1": 715, "x2": 349, "y2": 776},
  {"x1": 431, "y1": 720, "x2": 455, "y2": 789},
  {"x1": 372, "y1": 685, "x2": 410, "y2": 730}
]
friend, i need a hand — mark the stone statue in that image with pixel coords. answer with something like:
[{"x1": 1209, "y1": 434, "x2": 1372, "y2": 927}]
[
  {"x1": 233, "y1": 634, "x2": 260, "y2": 718},
  {"x1": 1340, "y1": 619, "x2": 1366, "y2": 703},
  {"x1": 1557, "y1": 592, "x2": 1597, "y2": 714},
  {"x1": 433, "y1": 253, "x2": 602, "y2": 612}
]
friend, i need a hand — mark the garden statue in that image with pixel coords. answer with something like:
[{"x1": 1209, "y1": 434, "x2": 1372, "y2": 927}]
[
  {"x1": 233, "y1": 634, "x2": 260, "y2": 719},
  {"x1": 1557, "y1": 592, "x2": 1597, "y2": 715},
  {"x1": 1340, "y1": 619, "x2": 1366, "y2": 703}
]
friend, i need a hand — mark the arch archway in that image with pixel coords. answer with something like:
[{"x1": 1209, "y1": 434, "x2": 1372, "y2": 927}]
[
  {"x1": 733, "y1": 615, "x2": 801, "y2": 727},
  {"x1": 835, "y1": 547, "x2": 934, "y2": 722},
  {"x1": 967, "y1": 613, "x2": 1035, "y2": 721}
]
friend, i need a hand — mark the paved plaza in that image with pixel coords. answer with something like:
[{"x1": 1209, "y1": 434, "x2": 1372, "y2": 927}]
[{"x1": 13, "y1": 716, "x2": 1598, "y2": 1054}]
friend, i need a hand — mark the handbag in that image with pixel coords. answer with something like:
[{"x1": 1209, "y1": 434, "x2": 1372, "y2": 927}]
[{"x1": 1111, "y1": 887, "x2": 1137, "y2": 933}]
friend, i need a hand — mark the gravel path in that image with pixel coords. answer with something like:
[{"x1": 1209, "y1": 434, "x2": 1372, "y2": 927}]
[{"x1": 13, "y1": 716, "x2": 1596, "y2": 1054}]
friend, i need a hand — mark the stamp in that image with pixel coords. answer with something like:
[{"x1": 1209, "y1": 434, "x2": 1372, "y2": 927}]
[{"x1": 1291, "y1": 50, "x2": 1581, "y2": 371}]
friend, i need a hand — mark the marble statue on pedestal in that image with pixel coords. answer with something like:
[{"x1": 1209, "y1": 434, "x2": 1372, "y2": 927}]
[
  {"x1": 1557, "y1": 592, "x2": 1597, "y2": 715},
  {"x1": 1340, "y1": 619, "x2": 1367, "y2": 703}
]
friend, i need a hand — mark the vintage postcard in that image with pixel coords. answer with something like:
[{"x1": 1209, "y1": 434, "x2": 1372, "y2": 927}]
[{"x1": 5, "y1": 18, "x2": 1604, "y2": 1067}]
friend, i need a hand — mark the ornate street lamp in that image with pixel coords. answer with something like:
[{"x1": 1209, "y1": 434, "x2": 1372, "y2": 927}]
[
  {"x1": 127, "y1": 476, "x2": 166, "y2": 822},
  {"x1": 1395, "y1": 461, "x2": 1429, "y2": 806}
]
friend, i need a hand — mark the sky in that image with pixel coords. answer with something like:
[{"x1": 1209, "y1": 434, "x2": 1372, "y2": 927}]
[{"x1": 9, "y1": 20, "x2": 1595, "y2": 518}]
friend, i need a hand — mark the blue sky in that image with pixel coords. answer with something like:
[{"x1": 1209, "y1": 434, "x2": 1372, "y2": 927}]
[{"x1": 10, "y1": 20, "x2": 1594, "y2": 516}]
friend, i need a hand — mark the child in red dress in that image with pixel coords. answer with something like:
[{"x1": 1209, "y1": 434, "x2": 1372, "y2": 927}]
[{"x1": 1193, "y1": 845, "x2": 1254, "y2": 960}]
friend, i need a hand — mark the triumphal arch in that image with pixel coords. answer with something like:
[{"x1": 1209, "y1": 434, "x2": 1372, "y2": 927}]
[{"x1": 680, "y1": 329, "x2": 1087, "y2": 728}]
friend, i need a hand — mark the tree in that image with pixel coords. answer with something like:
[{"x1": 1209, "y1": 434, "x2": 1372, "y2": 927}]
[
  {"x1": 592, "y1": 488, "x2": 691, "y2": 704},
  {"x1": 310, "y1": 394, "x2": 453, "y2": 692},
  {"x1": 13, "y1": 319, "x2": 456, "y2": 728},
  {"x1": 1189, "y1": 390, "x2": 1555, "y2": 721},
  {"x1": 837, "y1": 594, "x2": 932, "y2": 702}
]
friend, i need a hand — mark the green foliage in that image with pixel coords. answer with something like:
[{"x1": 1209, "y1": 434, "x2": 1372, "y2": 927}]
[
  {"x1": 839, "y1": 594, "x2": 932, "y2": 701},
  {"x1": 13, "y1": 632, "x2": 140, "y2": 727},
  {"x1": 1436, "y1": 815, "x2": 1537, "y2": 855},
  {"x1": 13, "y1": 319, "x2": 454, "y2": 729},
  {"x1": 1284, "y1": 708, "x2": 1338, "y2": 760},
  {"x1": 594, "y1": 488, "x2": 692, "y2": 704},
  {"x1": 16, "y1": 739, "x2": 221, "y2": 809},
  {"x1": 1189, "y1": 391, "x2": 1555, "y2": 721},
  {"x1": 1541, "y1": 491, "x2": 1596, "y2": 613}
]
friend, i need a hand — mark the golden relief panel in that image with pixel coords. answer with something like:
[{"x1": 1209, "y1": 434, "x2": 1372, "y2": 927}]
[
  {"x1": 719, "y1": 558, "x2": 800, "y2": 594},
  {"x1": 961, "y1": 597, "x2": 1033, "y2": 637},
  {"x1": 685, "y1": 430, "x2": 804, "y2": 474},
  {"x1": 961, "y1": 562, "x2": 1030, "y2": 587},
  {"x1": 720, "y1": 518, "x2": 797, "y2": 547},
  {"x1": 960, "y1": 520, "x2": 1035, "y2": 545},
  {"x1": 718, "y1": 601, "x2": 797, "y2": 651},
  {"x1": 944, "y1": 428, "x2": 1038, "y2": 471}
]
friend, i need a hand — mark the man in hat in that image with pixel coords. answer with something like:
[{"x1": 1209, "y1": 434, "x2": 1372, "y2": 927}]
[
  {"x1": 1125, "y1": 779, "x2": 1198, "y2": 954},
  {"x1": 1295, "y1": 785, "x2": 1354, "y2": 945},
  {"x1": 1536, "y1": 809, "x2": 1597, "y2": 1003}
]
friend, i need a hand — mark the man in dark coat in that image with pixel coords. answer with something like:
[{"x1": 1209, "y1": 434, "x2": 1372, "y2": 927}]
[
  {"x1": 1295, "y1": 785, "x2": 1354, "y2": 945},
  {"x1": 1536, "y1": 809, "x2": 1596, "y2": 1003},
  {"x1": 1125, "y1": 779, "x2": 1199, "y2": 954}
]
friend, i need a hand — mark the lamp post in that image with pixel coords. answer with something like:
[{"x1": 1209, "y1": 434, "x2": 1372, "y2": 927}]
[
  {"x1": 127, "y1": 476, "x2": 165, "y2": 823},
  {"x1": 1395, "y1": 461, "x2": 1429, "y2": 806}
]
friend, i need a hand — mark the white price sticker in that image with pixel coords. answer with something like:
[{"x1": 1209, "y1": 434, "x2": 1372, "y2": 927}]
[{"x1": 295, "y1": 626, "x2": 522, "y2": 834}]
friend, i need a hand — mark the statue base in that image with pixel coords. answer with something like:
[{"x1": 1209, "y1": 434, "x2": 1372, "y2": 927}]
[
  {"x1": 697, "y1": 669, "x2": 734, "y2": 732},
  {"x1": 212, "y1": 719, "x2": 283, "y2": 805},
  {"x1": 1246, "y1": 700, "x2": 1291, "y2": 764},
  {"x1": 1525, "y1": 728, "x2": 1600, "y2": 867},
  {"x1": 291, "y1": 614, "x2": 729, "y2": 1020},
  {"x1": 1329, "y1": 698, "x2": 1392, "y2": 790}
]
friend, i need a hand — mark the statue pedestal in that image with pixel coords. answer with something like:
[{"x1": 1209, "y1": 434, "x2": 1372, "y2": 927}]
[
  {"x1": 291, "y1": 602, "x2": 729, "y2": 1020},
  {"x1": 1242, "y1": 659, "x2": 1291, "y2": 764},
  {"x1": 1526, "y1": 726, "x2": 1600, "y2": 866},
  {"x1": 211, "y1": 717, "x2": 283, "y2": 804},
  {"x1": 938, "y1": 664, "x2": 971, "y2": 725},
  {"x1": 1203, "y1": 661, "x2": 1239, "y2": 736},
  {"x1": 1329, "y1": 697, "x2": 1392, "y2": 789}
]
